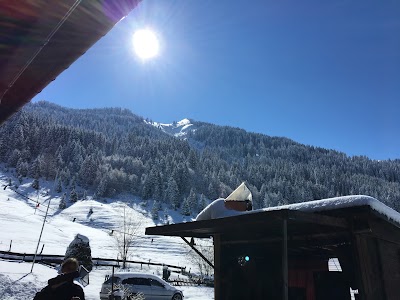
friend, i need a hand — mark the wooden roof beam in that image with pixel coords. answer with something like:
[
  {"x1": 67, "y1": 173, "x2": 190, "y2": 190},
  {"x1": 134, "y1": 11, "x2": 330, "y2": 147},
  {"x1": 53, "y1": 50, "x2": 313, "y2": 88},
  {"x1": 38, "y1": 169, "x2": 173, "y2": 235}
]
[{"x1": 287, "y1": 210, "x2": 348, "y2": 228}]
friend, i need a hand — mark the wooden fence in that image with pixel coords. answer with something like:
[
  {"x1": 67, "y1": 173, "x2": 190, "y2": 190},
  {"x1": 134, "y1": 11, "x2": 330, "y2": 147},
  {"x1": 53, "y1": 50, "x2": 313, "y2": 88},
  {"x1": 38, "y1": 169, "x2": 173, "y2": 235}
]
[{"x1": 0, "y1": 250, "x2": 185, "y2": 272}]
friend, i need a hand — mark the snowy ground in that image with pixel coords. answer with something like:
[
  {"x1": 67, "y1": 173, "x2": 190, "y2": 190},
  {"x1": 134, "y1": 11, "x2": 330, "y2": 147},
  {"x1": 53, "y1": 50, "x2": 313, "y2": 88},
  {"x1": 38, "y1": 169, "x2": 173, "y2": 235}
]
[{"x1": 0, "y1": 170, "x2": 214, "y2": 300}]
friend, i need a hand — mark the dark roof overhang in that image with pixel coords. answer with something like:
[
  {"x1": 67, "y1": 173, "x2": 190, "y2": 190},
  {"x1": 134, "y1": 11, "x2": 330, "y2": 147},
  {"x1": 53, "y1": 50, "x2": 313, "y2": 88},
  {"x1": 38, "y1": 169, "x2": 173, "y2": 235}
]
[
  {"x1": 146, "y1": 208, "x2": 351, "y2": 239},
  {"x1": 0, "y1": 0, "x2": 141, "y2": 125}
]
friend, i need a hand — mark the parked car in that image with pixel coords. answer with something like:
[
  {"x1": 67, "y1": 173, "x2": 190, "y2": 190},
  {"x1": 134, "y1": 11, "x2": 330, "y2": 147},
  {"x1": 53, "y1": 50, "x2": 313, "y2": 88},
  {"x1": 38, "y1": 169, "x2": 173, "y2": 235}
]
[{"x1": 100, "y1": 272, "x2": 184, "y2": 300}]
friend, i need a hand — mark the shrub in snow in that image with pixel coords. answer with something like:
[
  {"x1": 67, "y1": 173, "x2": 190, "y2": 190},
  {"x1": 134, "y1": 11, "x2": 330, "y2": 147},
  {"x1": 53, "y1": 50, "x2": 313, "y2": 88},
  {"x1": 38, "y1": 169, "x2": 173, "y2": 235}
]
[{"x1": 65, "y1": 234, "x2": 93, "y2": 272}]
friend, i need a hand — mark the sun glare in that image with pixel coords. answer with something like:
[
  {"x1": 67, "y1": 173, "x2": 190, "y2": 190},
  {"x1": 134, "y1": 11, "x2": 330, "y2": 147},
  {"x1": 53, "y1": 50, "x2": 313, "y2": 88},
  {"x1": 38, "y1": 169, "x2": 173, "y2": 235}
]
[{"x1": 132, "y1": 28, "x2": 160, "y2": 60}]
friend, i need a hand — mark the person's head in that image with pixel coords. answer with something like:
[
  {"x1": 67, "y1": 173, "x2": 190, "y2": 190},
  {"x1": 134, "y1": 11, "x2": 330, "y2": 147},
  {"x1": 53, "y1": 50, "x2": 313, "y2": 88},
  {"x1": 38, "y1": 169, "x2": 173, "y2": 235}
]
[{"x1": 61, "y1": 258, "x2": 79, "y2": 274}]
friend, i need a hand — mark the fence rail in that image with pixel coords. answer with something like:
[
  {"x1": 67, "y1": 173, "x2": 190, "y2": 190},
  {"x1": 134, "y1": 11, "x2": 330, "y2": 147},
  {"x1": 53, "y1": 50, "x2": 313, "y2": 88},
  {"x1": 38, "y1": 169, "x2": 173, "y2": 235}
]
[{"x1": 0, "y1": 250, "x2": 185, "y2": 271}]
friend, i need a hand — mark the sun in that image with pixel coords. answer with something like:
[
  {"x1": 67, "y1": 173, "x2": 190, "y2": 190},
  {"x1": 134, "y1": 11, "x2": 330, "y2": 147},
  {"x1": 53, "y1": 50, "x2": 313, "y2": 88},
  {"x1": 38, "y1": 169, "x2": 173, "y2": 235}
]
[{"x1": 132, "y1": 28, "x2": 160, "y2": 60}]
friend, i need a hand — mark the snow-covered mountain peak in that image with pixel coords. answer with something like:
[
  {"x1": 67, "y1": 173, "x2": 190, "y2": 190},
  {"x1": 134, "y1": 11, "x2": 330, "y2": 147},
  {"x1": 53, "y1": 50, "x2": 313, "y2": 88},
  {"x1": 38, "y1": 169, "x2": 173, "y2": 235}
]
[
  {"x1": 177, "y1": 118, "x2": 191, "y2": 127},
  {"x1": 146, "y1": 118, "x2": 196, "y2": 138}
]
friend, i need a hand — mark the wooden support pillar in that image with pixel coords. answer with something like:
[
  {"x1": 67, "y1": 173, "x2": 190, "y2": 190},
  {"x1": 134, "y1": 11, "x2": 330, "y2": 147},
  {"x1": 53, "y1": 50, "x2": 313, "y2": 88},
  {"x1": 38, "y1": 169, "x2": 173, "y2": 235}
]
[
  {"x1": 282, "y1": 218, "x2": 288, "y2": 300},
  {"x1": 214, "y1": 234, "x2": 221, "y2": 300}
]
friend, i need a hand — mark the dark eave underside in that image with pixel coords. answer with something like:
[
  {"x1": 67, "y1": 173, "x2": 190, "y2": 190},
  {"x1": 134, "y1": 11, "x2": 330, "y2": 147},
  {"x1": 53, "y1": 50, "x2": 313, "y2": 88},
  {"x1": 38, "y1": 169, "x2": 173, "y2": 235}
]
[
  {"x1": 145, "y1": 208, "x2": 361, "y2": 239},
  {"x1": 0, "y1": 0, "x2": 140, "y2": 125}
]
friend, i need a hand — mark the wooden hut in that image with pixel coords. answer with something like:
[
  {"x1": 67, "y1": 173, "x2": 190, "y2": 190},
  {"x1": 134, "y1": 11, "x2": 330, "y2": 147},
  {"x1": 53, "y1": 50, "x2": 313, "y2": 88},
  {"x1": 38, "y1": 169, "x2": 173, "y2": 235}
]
[{"x1": 146, "y1": 195, "x2": 400, "y2": 300}]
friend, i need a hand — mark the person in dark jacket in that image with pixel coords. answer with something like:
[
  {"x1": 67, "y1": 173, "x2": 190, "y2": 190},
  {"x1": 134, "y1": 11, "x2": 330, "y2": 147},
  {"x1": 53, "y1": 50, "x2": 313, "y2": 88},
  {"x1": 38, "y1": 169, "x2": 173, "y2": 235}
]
[{"x1": 33, "y1": 258, "x2": 85, "y2": 300}]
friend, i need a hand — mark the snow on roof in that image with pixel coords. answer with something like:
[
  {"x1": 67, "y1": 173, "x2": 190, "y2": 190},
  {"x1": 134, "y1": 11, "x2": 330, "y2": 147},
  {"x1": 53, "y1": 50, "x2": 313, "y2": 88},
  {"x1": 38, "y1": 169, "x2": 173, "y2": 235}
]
[
  {"x1": 196, "y1": 195, "x2": 400, "y2": 226},
  {"x1": 225, "y1": 182, "x2": 252, "y2": 202},
  {"x1": 196, "y1": 199, "x2": 244, "y2": 221},
  {"x1": 260, "y1": 195, "x2": 399, "y2": 220}
]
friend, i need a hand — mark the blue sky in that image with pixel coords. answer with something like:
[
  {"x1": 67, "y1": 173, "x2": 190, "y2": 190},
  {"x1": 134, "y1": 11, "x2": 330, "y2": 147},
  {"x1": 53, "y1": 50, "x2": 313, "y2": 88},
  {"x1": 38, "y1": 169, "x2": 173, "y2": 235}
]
[{"x1": 32, "y1": 0, "x2": 400, "y2": 160}]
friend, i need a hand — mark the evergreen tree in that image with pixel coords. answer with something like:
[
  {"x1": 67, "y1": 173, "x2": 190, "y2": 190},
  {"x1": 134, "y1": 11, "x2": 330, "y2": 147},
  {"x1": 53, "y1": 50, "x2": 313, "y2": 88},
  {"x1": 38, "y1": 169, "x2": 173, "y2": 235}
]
[
  {"x1": 70, "y1": 176, "x2": 76, "y2": 191},
  {"x1": 96, "y1": 177, "x2": 108, "y2": 197},
  {"x1": 187, "y1": 149, "x2": 198, "y2": 170},
  {"x1": 70, "y1": 189, "x2": 78, "y2": 203},
  {"x1": 141, "y1": 174, "x2": 153, "y2": 200},
  {"x1": 198, "y1": 194, "x2": 207, "y2": 212},
  {"x1": 151, "y1": 201, "x2": 159, "y2": 220},
  {"x1": 181, "y1": 197, "x2": 191, "y2": 216},
  {"x1": 16, "y1": 159, "x2": 29, "y2": 177},
  {"x1": 8, "y1": 149, "x2": 21, "y2": 167},
  {"x1": 166, "y1": 178, "x2": 179, "y2": 209},
  {"x1": 55, "y1": 178, "x2": 62, "y2": 193},
  {"x1": 187, "y1": 188, "x2": 197, "y2": 212},
  {"x1": 65, "y1": 234, "x2": 93, "y2": 271},
  {"x1": 79, "y1": 155, "x2": 97, "y2": 187},
  {"x1": 59, "y1": 195, "x2": 67, "y2": 209},
  {"x1": 32, "y1": 178, "x2": 39, "y2": 190}
]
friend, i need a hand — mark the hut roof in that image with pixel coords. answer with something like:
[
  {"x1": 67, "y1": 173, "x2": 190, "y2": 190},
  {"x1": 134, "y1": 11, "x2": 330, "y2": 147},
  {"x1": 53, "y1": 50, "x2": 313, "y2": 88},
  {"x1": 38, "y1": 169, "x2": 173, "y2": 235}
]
[
  {"x1": 146, "y1": 195, "x2": 400, "y2": 239},
  {"x1": 0, "y1": 0, "x2": 140, "y2": 125}
]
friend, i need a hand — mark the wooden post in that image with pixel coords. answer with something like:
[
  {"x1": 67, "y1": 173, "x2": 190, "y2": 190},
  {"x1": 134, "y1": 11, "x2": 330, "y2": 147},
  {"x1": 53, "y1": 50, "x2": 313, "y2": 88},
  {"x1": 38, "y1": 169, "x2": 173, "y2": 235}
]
[
  {"x1": 282, "y1": 218, "x2": 288, "y2": 300},
  {"x1": 8, "y1": 240, "x2": 12, "y2": 252},
  {"x1": 31, "y1": 197, "x2": 51, "y2": 273},
  {"x1": 111, "y1": 265, "x2": 115, "y2": 296},
  {"x1": 214, "y1": 234, "x2": 221, "y2": 300},
  {"x1": 181, "y1": 237, "x2": 214, "y2": 269}
]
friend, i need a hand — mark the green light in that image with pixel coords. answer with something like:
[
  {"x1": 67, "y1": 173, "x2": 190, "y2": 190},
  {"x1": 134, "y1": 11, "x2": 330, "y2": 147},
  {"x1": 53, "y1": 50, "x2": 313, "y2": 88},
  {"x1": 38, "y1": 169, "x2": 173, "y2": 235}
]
[{"x1": 245, "y1": 256, "x2": 250, "y2": 261}]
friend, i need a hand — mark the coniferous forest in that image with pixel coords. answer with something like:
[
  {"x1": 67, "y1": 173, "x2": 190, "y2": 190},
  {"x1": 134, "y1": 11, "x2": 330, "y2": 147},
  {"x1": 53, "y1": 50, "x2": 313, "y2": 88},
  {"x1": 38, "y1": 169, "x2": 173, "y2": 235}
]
[{"x1": 1, "y1": 101, "x2": 400, "y2": 214}]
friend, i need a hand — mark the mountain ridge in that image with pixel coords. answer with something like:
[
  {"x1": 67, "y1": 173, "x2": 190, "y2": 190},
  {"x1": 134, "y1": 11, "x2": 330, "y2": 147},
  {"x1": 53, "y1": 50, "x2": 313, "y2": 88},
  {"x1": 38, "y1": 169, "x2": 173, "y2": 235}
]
[{"x1": 1, "y1": 100, "x2": 400, "y2": 214}]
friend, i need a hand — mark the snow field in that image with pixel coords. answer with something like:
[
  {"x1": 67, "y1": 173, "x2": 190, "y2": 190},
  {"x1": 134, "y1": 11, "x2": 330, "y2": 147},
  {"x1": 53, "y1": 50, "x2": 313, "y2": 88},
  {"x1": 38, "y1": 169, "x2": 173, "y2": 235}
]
[{"x1": 0, "y1": 174, "x2": 214, "y2": 299}]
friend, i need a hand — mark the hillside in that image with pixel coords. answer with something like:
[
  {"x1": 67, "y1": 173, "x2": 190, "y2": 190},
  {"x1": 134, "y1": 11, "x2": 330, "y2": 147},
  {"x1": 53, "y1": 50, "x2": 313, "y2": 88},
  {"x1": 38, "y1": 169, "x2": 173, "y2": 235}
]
[
  {"x1": 0, "y1": 101, "x2": 400, "y2": 214},
  {"x1": 0, "y1": 173, "x2": 214, "y2": 300}
]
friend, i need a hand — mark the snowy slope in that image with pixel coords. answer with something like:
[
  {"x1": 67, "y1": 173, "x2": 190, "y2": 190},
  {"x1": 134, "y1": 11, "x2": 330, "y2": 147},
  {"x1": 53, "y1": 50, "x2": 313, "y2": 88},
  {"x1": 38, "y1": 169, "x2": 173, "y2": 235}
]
[{"x1": 0, "y1": 172, "x2": 214, "y2": 300}]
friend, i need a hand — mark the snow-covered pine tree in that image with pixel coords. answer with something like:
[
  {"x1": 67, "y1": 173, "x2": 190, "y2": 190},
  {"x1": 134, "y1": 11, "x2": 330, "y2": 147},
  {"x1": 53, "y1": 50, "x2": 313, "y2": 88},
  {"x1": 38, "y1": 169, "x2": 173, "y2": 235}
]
[
  {"x1": 151, "y1": 201, "x2": 159, "y2": 220},
  {"x1": 55, "y1": 178, "x2": 62, "y2": 193},
  {"x1": 166, "y1": 177, "x2": 179, "y2": 209},
  {"x1": 16, "y1": 160, "x2": 29, "y2": 177},
  {"x1": 70, "y1": 176, "x2": 76, "y2": 190},
  {"x1": 70, "y1": 189, "x2": 78, "y2": 203},
  {"x1": 65, "y1": 234, "x2": 93, "y2": 272},
  {"x1": 198, "y1": 194, "x2": 207, "y2": 212},
  {"x1": 31, "y1": 178, "x2": 39, "y2": 190},
  {"x1": 187, "y1": 188, "x2": 197, "y2": 212},
  {"x1": 59, "y1": 194, "x2": 67, "y2": 209},
  {"x1": 181, "y1": 197, "x2": 191, "y2": 216},
  {"x1": 96, "y1": 177, "x2": 108, "y2": 197}
]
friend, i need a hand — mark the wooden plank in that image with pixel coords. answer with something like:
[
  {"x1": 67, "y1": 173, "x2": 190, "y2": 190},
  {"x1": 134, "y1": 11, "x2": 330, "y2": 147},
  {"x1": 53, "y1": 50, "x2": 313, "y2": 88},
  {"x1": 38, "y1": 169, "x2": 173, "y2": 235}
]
[
  {"x1": 353, "y1": 235, "x2": 385, "y2": 300},
  {"x1": 288, "y1": 210, "x2": 348, "y2": 228},
  {"x1": 220, "y1": 231, "x2": 351, "y2": 246},
  {"x1": 369, "y1": 218, "x2": 400, "y2": 245},
  {"x1": 377, "y1": 239, "x2": 400, "y2": 300}
]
